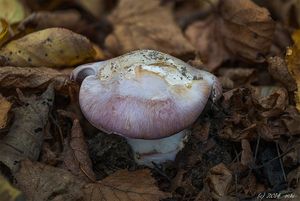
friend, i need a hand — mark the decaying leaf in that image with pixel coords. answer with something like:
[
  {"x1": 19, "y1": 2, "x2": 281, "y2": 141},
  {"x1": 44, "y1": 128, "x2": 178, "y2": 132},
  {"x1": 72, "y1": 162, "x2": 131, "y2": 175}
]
[
  {"x1": 267, "y1": 56, "x2": 297, "y2": 92},
  {"x1": 76, "y1": 0, "x2": 103, "y2": 19},
  {"x1": 185, "y1": 0, "x2": 275, "y2": 70},
  {"x1": 0, "y1": 85, "x2": 54, "y2": 173},
  {"x1": 0, "y1": 28, "x2": 97, "y2": 68},
  {"x1": 0, "y1": 174, "x2": 25, "y2": 201},
  {"x1": 207, "y1": 163, "x2": 233, "y2": 200},
  {"x1": 282, "y1": 106, "x2": 300, "y2": 135},
  {"x1": 241, "y1": 139, "x2": 254, "y2": 166},
  {"x1": 18, "y1": 10, "x2": 83, "y2": 32},
  {"x1": 251, "y1": 86, "x2": 288, "y2": 117},
  {"x1": 83, "y1": 169, "x2": 170, "y2": 201},
  {"x1": 286, "y1": 30, "x2": 300, "y2": 112},
  {"x1": 105, "y1": 0, "x2": 194, "y2": 58},
  {"x1": 15, "y1": 160, "x2": 85, "y2": 201},
  {"x1": 62, "y1": 119, "x2": 96, "y2": 181},
  {"x1": 256, "y1": 0, "x2": 300, "y2": 28},
  {"x1": 0, "y1": 0, "x2": 27, "y2": 24},
  {"x1": 0, "y1": 94, "x2": 11, "y2": 129},
  {"x1": 0, "y1": 66, "x2": 70, "y2": 93}
]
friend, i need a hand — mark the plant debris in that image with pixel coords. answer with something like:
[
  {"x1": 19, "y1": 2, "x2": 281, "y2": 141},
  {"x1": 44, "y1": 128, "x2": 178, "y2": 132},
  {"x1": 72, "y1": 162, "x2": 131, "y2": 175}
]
[{"x1": 0, "y1": 0, "x2": 299, "y2": 200}]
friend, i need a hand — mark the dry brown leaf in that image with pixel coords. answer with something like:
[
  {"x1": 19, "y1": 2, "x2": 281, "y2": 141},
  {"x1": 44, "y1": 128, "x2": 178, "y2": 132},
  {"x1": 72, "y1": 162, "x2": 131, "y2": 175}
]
[
  {"x1": 286, "y1": 29, "x2": 300, "y2": 112},
  {"x1": 258, "y1": 0, "x2": 300, "y2": 28},
  {"x1": 0, "y1": 66, "x2": 70, "y2": 93},
  {"x1": 207, "y1": 163, "x2": 233, "y2": 200},
  {"x1": 83, "y1": 169, "x2": 170, "y2": 201},
  {"x1": 76, "y1": 0, "x2": 103, "y2": 19},
  {"x1": 62, "y1": 119, "x2": 96, "y2": 181},
  {"x1": 105, "y1": 0, "x2": 195, "y2": 58},
  {"x1": 251, "y1": 86, "x2": 288, "y2": 117},
  {"x1": 218, "y1": 67, "x2": 255, "y2": 87},
  {"x1": 267, "y1": 56, "x2": 297, "y2": 92},
  {"x1": 241, "y1": 139, "x2": 254, "y2": 166},
  {"x1": 282, "y1": 106, "x2": 300, "y2": 135},
  {"x1": 15, "y1": 160, "x2": 85, "y2": 201},
  {"x1": 0, "y1": 94, "x2": 11, "y2": 129},
  {"x1": 0, "y1": 28, "x2": 97, "y2": 68},
  {"x1": 185, "y1": 0, "x2": 275, "y2": 70},
  {"x1": 0, "y1": 85, "x2": 54, "y2": 173},
  {"x1": 18, "y1": 10, "x2": 83, "y2": 32}
]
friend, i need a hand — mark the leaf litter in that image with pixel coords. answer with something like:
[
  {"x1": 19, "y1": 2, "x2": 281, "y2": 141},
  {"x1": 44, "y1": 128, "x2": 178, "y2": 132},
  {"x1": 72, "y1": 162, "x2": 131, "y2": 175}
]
[{"x1": 0, "y1": 0, "x2": 300, "y2": 201}]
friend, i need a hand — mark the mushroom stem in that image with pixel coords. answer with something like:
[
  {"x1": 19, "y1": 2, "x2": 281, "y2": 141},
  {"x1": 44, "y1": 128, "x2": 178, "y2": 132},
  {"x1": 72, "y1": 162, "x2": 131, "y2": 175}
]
[
  {"x1": 126, "y1": 129, "x2": 190, "y2": 167},
  {"x1": 70, "y1": 62, "x2": 102, "y2": 83}
]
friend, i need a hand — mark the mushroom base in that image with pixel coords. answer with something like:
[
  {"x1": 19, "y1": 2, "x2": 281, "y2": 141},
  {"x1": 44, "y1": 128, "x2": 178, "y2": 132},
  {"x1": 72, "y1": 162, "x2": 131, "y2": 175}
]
[{"x1": 126, "y1": 130, "x2": 190, "y2": 167}]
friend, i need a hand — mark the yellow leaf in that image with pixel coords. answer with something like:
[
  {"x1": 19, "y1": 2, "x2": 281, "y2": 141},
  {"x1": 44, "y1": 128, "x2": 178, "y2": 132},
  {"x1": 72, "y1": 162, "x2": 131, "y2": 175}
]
[
  {"x1": 0, "y1": 174, "x2": 24, "y2": 201},
  {"x1": 286, "y1": 29, "x2": 300, "y2": 112},
  {"x1": 0, "y1": 94, "x2": 12, "y2": 128},
  {"x1": 0, "y1": 0, "x2": 27, "y2": 24},
  {"x1": 0, "y1": 28, "x2": 97, "y2": 68},
  {"x1": 0, "y1": 19, "x2": 9, "y2": 47}
]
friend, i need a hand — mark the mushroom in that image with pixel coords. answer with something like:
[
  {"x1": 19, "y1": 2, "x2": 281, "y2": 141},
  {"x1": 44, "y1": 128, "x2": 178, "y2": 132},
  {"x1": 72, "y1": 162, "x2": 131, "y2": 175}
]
[{"x1": 71, "y1": 50, "x2": 222, "y2": 167}]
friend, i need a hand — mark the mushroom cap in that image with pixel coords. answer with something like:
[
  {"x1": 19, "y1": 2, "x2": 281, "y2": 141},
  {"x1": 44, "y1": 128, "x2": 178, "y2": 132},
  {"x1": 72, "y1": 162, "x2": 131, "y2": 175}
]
[{"x1": 72, "y1": 50, "x2": 221, "y2": 139}]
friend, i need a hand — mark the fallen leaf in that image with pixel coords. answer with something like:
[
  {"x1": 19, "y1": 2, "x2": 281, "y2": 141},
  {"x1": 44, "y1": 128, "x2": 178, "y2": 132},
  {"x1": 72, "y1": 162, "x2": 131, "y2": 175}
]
[
  {"x1": 0, "y1": 28, "x2": 97, "y2": 68},
  {"x1": 0, "y1": 94, "x2": 11, "y2": 129},
  {"x1": 218, "y1": 67, "x2": 255, "y2": 87},
  {"x1": 15, "y1": 160, "x2": 85, "y2": 201},
  {"x1": 105, "y1": 0, "x2": 195, "y2": 58},
  {"x1": 0, "y1": 66, "x2": 70, "y2": 93},
  {"x1": 251, "y1": 86, "x2": 288, "y2": 117},
  {"x1": 267, "y1": 56, "x2": 297, "y2": 92},
  {"x1": 0, "y1": 174, "x2": 25, "y2": 201},
  {"x1": 0, "y1": 85, "x2": 54, "y2": 173},
  {"x1": 185, "y1": 0, "x2": 275, "y2": 70},
  {"x1": 282, "y1": 106, "x2": 300, "y2": 135},
  {"x1": 17, "y1": 10, "x2": 84, "y2": 33},
  {"x1": 76, "y1": 0, "x2": 103, "y2": 19},
  {"x1": 61, "y1": 119, "x2": 96, "y2": 181},
  {"x1": 0, "y1": 0, "x2": 27, "y2": 24},
  {"x1": 0, "y1": 19, "x2": 10, "y2": 47},
  {"x1": 83, "y1": 169, "x2": 170, "y2": 201},
  {"x1": 257, "y1": 0, "x2": 300, "y2": 28},
  {"x1": 286, "y1": 29, "x2": 300, "y2": 112},
  {"x1": 207, "y1": 163, "x2": 233, "y2": 200},
  {"x1": 241, "y1": 139, "x2": 254, "y2": 166}
]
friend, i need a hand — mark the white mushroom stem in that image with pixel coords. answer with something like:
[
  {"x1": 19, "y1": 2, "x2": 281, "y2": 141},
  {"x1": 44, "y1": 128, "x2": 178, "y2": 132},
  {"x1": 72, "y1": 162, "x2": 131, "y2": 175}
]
[{"x1": 126, "y1": 130, "x2": 190, "y2": 167}]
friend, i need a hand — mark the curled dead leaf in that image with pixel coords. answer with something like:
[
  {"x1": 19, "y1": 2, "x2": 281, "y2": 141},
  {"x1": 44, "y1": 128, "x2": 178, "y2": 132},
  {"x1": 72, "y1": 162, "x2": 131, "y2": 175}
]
[
  {"x1": 286, "y1": 29, "x2": 300, "y2": 112},
  {"x1": 0, "y1": 19, "x2": 10, "y2": 47},
  {"x1": 251, "y1": 86, "x2": 288, "y2": 117},
  {"x1": 0, "y1": 94, "x2": 11, "y2": 129},
  {"x1": 185, "y1": 0, "x2": 275, "y2": 70},
  {"x1": 0, "y1": 66, "x2": 70, "y2": 93},
  {"x1": 83, "y1": 169, "x2": 170, "y2": 201},
  {"x1": 105, "y1": 0, "x2": 195, "y2": 58},
  {"x1": 0, "y1": 28, "x2": 97, "y2": 68}
]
